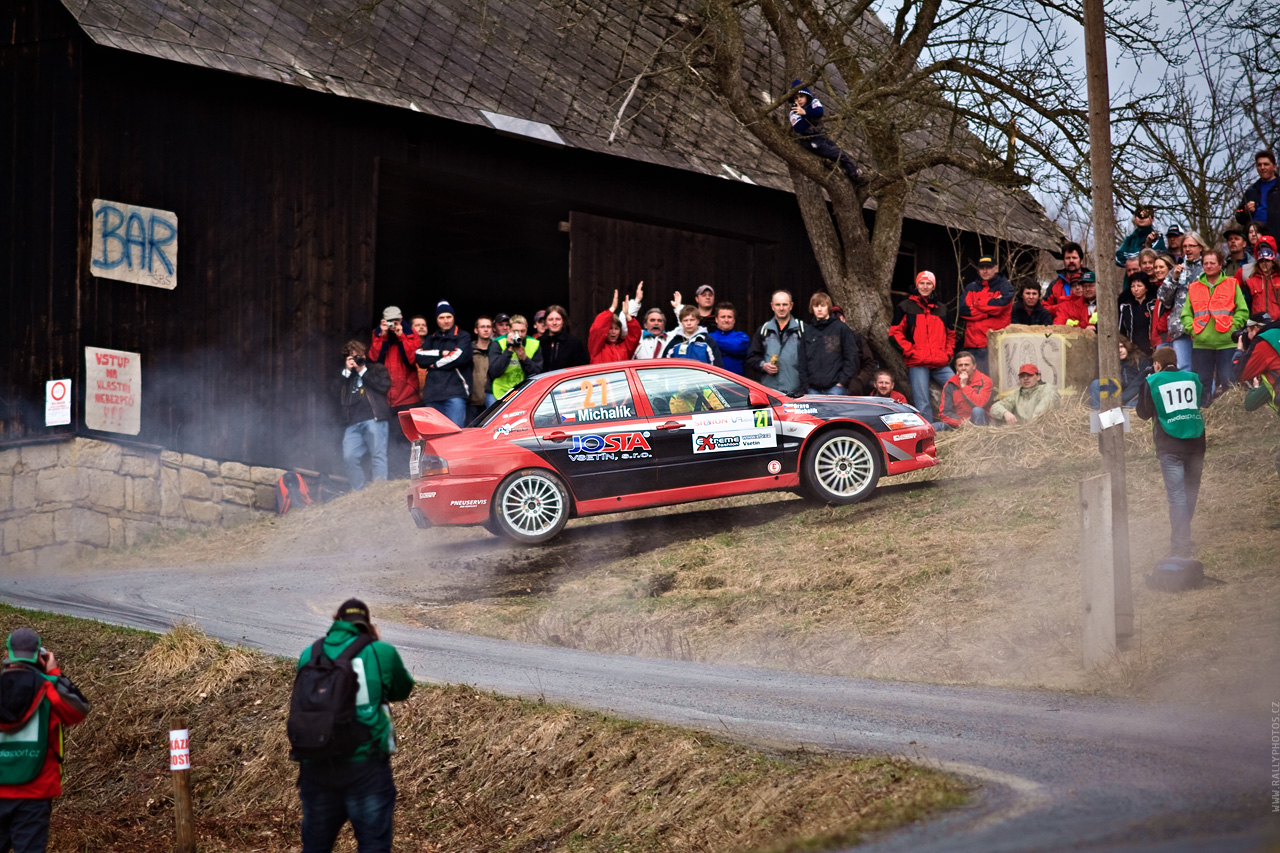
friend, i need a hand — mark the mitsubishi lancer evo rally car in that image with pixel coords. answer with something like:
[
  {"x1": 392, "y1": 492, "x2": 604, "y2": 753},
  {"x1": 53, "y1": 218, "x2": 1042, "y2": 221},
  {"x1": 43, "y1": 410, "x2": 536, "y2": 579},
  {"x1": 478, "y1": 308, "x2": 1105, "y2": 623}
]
[{"x1": 401, "y1": 361, "x2": 936, "y2": 544}]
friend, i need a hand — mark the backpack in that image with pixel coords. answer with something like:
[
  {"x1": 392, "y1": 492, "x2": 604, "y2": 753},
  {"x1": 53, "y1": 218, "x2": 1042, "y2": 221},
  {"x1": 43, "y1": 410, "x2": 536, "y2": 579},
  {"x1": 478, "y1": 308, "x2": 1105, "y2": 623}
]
[
  {"x1": 276, "y1": 471, "x2": 314, "y2": 515},
  {"x1": 286, "y1": 633, "x2": 373, "y2": 761},
  {"x1": 0, "y1": 671, "x2": 51, "y2": 786}
]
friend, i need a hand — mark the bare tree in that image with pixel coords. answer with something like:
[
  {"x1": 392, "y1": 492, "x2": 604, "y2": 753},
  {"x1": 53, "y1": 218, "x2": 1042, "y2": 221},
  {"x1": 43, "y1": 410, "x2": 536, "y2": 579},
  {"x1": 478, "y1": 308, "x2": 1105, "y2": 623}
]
[{"x1": 658, "y1": 0, "x2": 1171, "y2": 373}]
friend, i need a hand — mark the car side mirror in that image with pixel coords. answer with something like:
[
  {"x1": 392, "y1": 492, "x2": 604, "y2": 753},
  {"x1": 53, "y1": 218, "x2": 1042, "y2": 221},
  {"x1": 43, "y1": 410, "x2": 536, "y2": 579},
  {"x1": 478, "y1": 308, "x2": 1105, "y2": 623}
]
[{"x1": 749, "y1": 389, "x2": 770, "y2": 408}]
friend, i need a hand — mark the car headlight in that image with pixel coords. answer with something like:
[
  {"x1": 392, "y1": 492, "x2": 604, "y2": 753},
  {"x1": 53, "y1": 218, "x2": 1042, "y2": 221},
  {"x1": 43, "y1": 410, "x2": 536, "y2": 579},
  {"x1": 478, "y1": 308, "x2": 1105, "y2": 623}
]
[{"x1": 880, "y1": 412, "x2": 927, "y2": 430}]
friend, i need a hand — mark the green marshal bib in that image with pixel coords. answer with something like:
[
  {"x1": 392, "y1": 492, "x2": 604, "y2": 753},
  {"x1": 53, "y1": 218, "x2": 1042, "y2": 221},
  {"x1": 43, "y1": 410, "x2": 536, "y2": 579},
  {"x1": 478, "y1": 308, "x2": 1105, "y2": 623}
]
[
  {"x1": 0, "y1": 695, "x2": 50, "y2": 785},
  {"x1": 1146, "y1": 369, "x2": 1205, "y2": 440}
]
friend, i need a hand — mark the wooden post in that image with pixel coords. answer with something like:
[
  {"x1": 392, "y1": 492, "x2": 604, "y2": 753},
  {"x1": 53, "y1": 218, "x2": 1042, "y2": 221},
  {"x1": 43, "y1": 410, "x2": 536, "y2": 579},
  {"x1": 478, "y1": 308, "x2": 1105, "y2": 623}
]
[
  {"x1": 170, "y1": 717, "x2": 196, "y2": 853},
  {"x1": 1080, "y1": 474, "x2": 1117, "y2": 668},
  {"x1": 1083, "y1": 0, "x2": 1133, "y2": 638}
]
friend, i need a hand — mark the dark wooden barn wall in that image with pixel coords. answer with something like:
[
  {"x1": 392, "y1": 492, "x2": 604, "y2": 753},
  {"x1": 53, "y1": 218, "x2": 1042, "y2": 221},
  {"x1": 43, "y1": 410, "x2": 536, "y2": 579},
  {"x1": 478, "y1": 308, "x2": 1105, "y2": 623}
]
[{"x1": 1, "y1": 0, "x2": 82, "y2": 442}]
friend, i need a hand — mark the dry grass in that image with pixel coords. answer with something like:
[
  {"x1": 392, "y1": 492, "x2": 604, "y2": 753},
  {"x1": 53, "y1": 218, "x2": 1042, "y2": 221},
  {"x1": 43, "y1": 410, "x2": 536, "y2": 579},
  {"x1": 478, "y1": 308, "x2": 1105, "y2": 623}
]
[{"x1": 3, "y1": 608, "x2": 964, "y2": 853}]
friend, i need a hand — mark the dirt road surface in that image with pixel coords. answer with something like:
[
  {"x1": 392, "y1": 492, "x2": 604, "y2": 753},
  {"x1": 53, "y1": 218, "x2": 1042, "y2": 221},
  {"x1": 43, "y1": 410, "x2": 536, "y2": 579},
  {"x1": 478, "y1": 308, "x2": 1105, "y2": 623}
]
[{"x1": 2, "y1": 546, "x2": 1273, "y2": 852}]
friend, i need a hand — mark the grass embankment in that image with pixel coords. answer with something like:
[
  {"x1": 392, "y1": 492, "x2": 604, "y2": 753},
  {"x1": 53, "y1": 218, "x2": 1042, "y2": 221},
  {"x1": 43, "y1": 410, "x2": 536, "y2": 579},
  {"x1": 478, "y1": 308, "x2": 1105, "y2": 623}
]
[
  {"x1": 3, "y1": 607, "x2": 964, "y2": 853},
  {"x1": 403, "y1": 392, "x2": 1280, "y2": 703}
]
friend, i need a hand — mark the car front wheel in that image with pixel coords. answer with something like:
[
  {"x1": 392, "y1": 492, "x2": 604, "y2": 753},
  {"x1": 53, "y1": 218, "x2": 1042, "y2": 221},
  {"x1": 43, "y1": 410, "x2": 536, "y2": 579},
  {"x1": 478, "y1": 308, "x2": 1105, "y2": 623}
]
[
  {"x1": 493, "y1": 469, "x2": 570, "y2": 544},
  {"x1": 801, "y1": 428, "x2": 881, "y2": 505}
]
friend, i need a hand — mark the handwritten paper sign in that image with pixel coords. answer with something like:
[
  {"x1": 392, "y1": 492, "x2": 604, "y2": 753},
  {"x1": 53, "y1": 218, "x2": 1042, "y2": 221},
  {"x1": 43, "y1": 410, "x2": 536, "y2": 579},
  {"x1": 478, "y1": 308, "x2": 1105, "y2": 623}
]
[
  {"x1": 169, "y1": 728, "x2": 190, "y2": 771},
  {"x1": 90, "y1": 199, "x2": 178, "y2": 289},
  {"x1": 84, "y1": 347, "x2": 141, "y2": 435}
]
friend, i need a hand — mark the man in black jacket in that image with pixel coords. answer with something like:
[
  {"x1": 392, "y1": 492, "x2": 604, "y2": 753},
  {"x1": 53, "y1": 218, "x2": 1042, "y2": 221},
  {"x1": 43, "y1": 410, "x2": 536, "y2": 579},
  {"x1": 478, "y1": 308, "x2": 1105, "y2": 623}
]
[
  {"x1": 338, "y1": 340, "x2": 392, "y2": 491},
  {"x1": 801, "y1": 292, "x2": 859, "y2": 395},
  {"x1": 1010, "y1": 280, "x2": 1053, "y2": 326},
  {"x1": 1236, "y1": 150, "x2": 1279, "y2": 235},
  {"x1": 415, "y1": 300, "x2": 473, "y2": 427}
]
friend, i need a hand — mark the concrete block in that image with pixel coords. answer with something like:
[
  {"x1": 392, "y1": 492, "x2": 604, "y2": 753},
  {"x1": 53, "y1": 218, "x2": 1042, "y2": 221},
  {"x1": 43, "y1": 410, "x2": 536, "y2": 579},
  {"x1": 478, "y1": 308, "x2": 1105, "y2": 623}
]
[
  {"x1": 221, "y1": 484, "x2": 255, "y2": 506},
  {"x1": 254, "y1": 485, "x2": 278, "y2": 510},
  {"x1": 35, "y1": 543, "x2": 91, "y2": 570},
  {"x1": 12, "y1": 512, "x2": 55, "y2": 550},
  {"x1": 127, "y1": 477, "x2": 161, "y2": 514},
  {"x1": 160, "y1": 467, "x2": 183, "y2": 517},
  {"x1": 160, "y1": 450, "x2": 182, "y2": 466},
  {"x1": 220, "y1": 461, "x2": 252, "y2": 482},
  {"x1": 119, "y1": 454, "x2": 160, "y2": 478},
  {"x1": 108, "y1": 517, "x2": 124, "y2": 549},
  {"x1": 36, "y1": 469, "x2": 87, "y2": 503},
  {"x1": 181, "y1": 453, "x2": 205, "y2": 470},
  {"x1": 182, "y1": 499, "x2": 222, "y2": 526},
  {"x1": 0, "y1": 448, "x2": 19, "y2": 475},
  {"x1": 76, "y1": 440, "x2": 124, "y2": 471},
  {"x1": 251, "y1": 466, "x2": 284, "y2": 485},
  {"x1": 0, "y1": 475, "x2": 11, "y2": 512},
  {"x1": 12, "y1": 474, "x2": 36, "y2": 511},
  {"x1": 54, "y1": 508, "x2": 110, "y2": 547},
  {"x1": 124, "y1": 519, "x2": 158, "y2": 547},
  {"x1": 86, "y1": 470, "x2": 126, "y2": 510},
  {"x1": 21, "y1": 444, "x2": 60, "y2": 471},
  {"x1": 179, "y1": 468, "x2": 213, "y2": 500}
]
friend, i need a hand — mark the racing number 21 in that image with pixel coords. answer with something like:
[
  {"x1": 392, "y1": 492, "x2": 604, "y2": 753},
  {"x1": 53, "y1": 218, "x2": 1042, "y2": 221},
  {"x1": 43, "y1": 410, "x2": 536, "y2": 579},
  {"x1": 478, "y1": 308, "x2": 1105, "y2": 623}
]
[{"x1": 579, "y1": 378, "x2": 610, "y2": 408}]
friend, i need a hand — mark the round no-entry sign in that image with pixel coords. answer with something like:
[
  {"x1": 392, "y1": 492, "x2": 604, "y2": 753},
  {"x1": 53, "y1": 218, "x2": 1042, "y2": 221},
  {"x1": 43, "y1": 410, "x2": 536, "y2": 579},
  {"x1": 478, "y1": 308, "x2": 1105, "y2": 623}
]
[{"x1": 50, "y1": 381, "x2": 67, "y2": 401}]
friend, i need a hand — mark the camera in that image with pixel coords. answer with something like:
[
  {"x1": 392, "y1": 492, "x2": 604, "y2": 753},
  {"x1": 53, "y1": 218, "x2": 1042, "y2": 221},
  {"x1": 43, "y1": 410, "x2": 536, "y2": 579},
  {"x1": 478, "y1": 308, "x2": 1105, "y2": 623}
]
[
  {"x1": 508, "y1": 332, "x2": 522, "y2": 345},
  {"x1": 352, "y1": 354, "x2": 367, "y2": 366}
]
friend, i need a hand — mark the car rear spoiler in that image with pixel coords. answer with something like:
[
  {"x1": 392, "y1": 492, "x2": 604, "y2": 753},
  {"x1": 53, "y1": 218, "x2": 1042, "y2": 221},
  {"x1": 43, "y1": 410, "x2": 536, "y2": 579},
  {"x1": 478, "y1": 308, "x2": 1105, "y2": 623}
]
[{"x1": 399, "y1": 407, "x2": 463, "y2": 441}]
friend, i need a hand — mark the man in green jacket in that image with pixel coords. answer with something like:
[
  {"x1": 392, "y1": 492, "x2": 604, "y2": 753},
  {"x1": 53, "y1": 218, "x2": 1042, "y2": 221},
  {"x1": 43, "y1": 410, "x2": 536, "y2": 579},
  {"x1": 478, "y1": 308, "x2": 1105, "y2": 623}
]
[
  {"x1": 990, "y1": 363, "x2": 1057, "y2": 425},
  {"x1": 296, "y1": 599, "x2": 414, "y2": 853}
]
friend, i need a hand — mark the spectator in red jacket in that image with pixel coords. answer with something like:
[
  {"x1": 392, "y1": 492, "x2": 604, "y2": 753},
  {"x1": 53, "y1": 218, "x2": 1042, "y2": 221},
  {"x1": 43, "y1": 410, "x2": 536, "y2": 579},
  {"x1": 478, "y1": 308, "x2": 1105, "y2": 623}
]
[
  {"x1": 1044, "y1": 242, "x2": 1091, "y2": 312},
  {"x1": 938, "y1": 351, "x2": 993, "y2": 429},
  {"x1": 1243, "y1": 236, "x2": 1279, "y2": 316},
  {"x1": 959, "y1": 256, "x2": 1014, "y2": 375},
  {"x1": 588, "y1": 284, "x2": 643, "y2": 364},
  {"x1": 890, "y1": 270, "x2": 956, "y2": 422},
  {"x1": 370, "y1": 305, "x2": 422, "y2": 478},
  {"x1": 871, "y1": 370, "x2": 908, "y2": 404},
  {"x1": 1052, "y1": 270, "x2": 1098, "y2": 330},
  {"x1": 0, "y1": 628, "x2": 90, "y2": 851}
]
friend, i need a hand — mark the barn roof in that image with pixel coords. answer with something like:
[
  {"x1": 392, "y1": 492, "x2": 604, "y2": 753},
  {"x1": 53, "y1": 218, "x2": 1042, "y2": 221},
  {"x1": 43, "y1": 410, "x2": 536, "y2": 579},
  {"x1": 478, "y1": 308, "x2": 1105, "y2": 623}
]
[{"x1": 60, "y1": 0, "x2": 1062, "y2": 250}]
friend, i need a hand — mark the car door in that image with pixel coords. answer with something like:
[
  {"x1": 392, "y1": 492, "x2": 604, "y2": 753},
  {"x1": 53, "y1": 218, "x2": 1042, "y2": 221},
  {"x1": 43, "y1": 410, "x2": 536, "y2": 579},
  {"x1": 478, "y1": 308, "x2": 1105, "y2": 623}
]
[
  {"x1": 531, "y1": 370, "x2": 658, "y2": 500},
  {"x1": 633, "y1": 365, "x2": 780, "y2": 491}
]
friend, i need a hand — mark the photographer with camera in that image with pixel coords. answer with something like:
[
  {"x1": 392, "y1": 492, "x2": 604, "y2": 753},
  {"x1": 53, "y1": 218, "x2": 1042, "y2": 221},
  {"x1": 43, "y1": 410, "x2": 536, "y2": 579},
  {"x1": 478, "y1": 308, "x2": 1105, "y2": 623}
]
[
  {"x1": 488, "y1": 314, "x2": 543, "y2": 401},
  {"x1": 337, "y1": 340, "x2": 392, "y2": 491},
  {"x1": 1, "y1": 628, "x2": 89, "y2": 853}
]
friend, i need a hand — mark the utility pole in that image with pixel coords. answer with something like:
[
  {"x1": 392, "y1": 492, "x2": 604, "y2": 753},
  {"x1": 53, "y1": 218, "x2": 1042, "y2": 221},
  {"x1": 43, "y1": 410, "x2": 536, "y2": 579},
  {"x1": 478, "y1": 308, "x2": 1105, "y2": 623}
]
[{"x1": 1083, "y1": 0, "x2": 1133, "y2": 638}]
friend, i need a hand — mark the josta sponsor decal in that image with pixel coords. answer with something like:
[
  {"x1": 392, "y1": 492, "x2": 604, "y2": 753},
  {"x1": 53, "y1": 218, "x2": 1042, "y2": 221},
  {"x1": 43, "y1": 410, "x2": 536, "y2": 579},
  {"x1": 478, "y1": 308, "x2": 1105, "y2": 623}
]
[{"x1": 568, "y1": 431, "x2": 652, "y2": 461}]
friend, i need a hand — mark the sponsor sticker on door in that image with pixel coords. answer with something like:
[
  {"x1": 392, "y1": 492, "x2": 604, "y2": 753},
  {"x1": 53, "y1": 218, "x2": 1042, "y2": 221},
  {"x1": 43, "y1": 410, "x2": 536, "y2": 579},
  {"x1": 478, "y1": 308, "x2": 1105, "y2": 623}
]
[{"x1": 691, "y1": 428, "x2": 776, "y2": 453}]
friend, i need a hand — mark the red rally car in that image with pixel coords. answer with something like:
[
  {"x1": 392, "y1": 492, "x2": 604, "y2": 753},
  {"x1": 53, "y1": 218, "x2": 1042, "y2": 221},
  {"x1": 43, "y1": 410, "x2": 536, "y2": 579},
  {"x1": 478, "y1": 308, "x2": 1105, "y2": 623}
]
[{"x1": 402, "y1": 361, "x2": 936, "y2": 544}]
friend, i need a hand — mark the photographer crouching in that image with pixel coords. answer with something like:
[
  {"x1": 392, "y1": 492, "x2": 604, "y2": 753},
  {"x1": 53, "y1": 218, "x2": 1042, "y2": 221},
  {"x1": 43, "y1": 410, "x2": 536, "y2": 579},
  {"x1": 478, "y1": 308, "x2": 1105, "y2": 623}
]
[
  {"x1": 0, "y1": 628, "x2": 89, "y2": 853},
  {"x1": 337, "y1": 340, "x2": 393, "y2": 491}
]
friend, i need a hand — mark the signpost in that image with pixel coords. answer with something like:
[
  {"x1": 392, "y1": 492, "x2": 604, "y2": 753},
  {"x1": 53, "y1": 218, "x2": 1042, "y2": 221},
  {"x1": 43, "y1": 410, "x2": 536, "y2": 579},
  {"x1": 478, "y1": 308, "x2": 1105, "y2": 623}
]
[{"x1": 169, "y1": 719, "x2": 195, "y2": 853}]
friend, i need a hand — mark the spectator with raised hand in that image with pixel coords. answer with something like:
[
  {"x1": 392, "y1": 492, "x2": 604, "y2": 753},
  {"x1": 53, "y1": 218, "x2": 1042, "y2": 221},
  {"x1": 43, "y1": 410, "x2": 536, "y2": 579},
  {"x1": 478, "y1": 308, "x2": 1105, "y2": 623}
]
[
  {"x1": 1235, "y1": 150, "x2": 1279, "y2": 236},
  {"x1": 959, "y1": 256, "x2": 1014, "y2": 375},
  {"x1": 990, "y1": 362, "x2": 1056, "y2": 425},
  {"x1": 801, "y1": 291, "x2": 860, "y2": 395},
  {"x1": 1118, "y1": 271, "x2": 1157, "y2": 356},
  {"x1": 1115, "y1": 205, "x2": 1165, "y2": 269},
  {"x1": 890, "y1": 270, "x2": 955, "y2": 421},
  {"x1": 938, "y1": 351, "x2": 993, "y2": 429},
  {"x1": 1181, "y1": 247, "x2": 1249, "y2": 399},
  {"x1": 589, "y1": 283, "x2": 643, "y2": 364},
  {"x1": 1158, "y1": 230, "x2": 1208, "y2": 370},
  {"x1": 1243, "y1": 236, "x2": 1280, "y2": 317},
  {"x1": 746, "y1": 290, "x2": 808, "y2": 395},
  {"x1": 1045, "y1": 243, "x2": 1090, "y2": 312},
  {"x1": 1010, "y1": 279, "x2": 1053, "y2": 326},
  {"x1": 539, "y1": 306, "x2": 589, "y2": 372},
  {"x1": 708, "y1": 302, "x2": 751, "y2": 375}
]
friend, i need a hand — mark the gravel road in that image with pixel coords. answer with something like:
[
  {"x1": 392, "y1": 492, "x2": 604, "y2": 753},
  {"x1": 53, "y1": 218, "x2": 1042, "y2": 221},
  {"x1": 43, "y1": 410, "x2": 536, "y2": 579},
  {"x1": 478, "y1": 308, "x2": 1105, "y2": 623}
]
[{"x1": 2, "y1": 554, "x2": 1273, "y2": 852}]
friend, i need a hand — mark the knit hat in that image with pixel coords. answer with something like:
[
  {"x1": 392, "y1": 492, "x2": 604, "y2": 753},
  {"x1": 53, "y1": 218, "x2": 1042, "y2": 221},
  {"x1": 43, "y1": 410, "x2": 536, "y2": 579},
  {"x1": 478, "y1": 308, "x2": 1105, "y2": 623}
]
[
  {"x1": 435, "y1": 300, "x2": 455, "y2": 318},
  {"x1": 6, "y1": 628, "x2": 40, "y2": 663},
  {"x1": 335, "y1": 598, "x2": 371, "y2": 628},
  {"x1": 382, "y1": 305, "x2": 403, "y2": 321},
  {"x1": 915, "y1": 271, "x2": 936, "y2": 288}
]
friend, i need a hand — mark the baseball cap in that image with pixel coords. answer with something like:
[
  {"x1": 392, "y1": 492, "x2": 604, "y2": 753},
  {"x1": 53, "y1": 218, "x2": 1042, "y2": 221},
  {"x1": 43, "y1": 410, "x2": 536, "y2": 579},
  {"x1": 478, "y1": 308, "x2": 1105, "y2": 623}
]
[
  {"x1": 1017, "y1": 363, "x2": 1040, "y2": 376},
  {"x1": 6, "y1": 628, "x2": 40, "y2": 663},
  {"x1": 382, "y1": 305, "x2": 403, "y2": 321},
  {"x1": 533, "y1": 309, "x2": 547, "y2": 322},
  {"x1": 1079, "y1": 270, "x2": 1097, "y2": 284},
  {"x1": 493, "y1": 312, "x2": 511, "y2": 325},
  {"x1": 696, "y1": 284, "x2": 715, "y2": 296},
  {"x1": 335, "y1": 598, "x2": 371, "y2": 628},
  {"x1": 1246, "y1": 313, "x2": 1271, "y2": 328},
  {"x1": 977, "y1": 256, "x2": 996, "y2": 267},
  {"x1": 1165, "y1": 224, "x2": 1184, "y2": 238},
  {"x1": 1255, "y1": 237, "x2": 1276, "y2": 260}
]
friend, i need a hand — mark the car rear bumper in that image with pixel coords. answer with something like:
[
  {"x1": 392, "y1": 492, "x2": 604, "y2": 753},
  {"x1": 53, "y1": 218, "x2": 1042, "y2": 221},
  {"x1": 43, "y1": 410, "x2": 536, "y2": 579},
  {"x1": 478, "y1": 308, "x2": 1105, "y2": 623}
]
[{"x1": 406, "y1": 475, "x2": 502, "y2": 526}]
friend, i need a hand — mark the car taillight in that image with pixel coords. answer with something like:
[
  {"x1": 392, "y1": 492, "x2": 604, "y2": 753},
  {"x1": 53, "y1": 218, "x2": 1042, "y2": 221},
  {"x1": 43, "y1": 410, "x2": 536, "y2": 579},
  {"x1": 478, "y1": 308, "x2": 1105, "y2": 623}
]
[{"x1": 419, "y1": 454, "x2": 449, "y2": 476}]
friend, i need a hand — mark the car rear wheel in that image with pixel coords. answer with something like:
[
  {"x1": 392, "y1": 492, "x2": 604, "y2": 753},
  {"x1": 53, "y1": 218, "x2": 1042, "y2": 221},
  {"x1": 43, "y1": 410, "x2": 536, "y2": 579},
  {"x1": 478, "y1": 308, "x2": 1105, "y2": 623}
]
[
  {"x1": 801, "y1": 428, "x2": 880, "y2": 505},
  {"x1": 493, "y1": 469, "x2": 570, "y2": 544}
]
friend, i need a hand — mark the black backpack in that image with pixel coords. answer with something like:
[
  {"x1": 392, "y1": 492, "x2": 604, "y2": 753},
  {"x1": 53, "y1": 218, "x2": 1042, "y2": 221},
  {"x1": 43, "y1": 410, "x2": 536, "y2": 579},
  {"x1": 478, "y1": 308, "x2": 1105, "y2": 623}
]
[{"x1": 287, "y1": 633, "x2": 374, "y2": 761}]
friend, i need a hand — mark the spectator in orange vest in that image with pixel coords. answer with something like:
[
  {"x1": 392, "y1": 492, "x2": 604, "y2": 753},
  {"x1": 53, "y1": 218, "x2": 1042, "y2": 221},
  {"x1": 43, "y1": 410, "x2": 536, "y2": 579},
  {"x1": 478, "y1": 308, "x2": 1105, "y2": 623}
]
[{"x1": 1181, "y1": 247, "x2": 1249, "y2": 398}]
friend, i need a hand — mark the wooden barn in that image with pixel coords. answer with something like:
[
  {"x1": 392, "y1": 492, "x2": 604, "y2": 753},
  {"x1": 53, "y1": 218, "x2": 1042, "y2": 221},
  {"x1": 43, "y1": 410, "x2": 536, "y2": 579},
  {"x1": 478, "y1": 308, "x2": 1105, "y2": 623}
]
[{"x1": 1, "y1": 0, "x2": 1060, "y2": 472}]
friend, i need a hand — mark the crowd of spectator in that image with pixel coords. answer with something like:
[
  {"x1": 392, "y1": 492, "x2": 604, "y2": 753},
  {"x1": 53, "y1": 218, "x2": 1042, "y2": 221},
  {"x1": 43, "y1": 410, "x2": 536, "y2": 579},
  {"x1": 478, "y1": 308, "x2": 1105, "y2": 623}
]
[{"x1": 336, "y1": 149, "x2": 1280, "y2": 491}]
